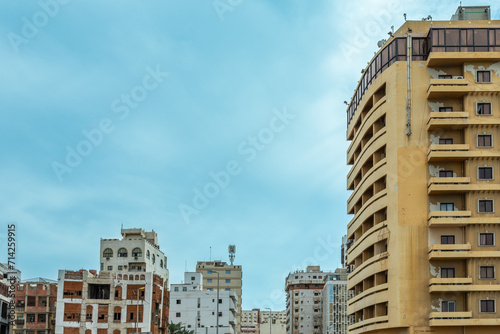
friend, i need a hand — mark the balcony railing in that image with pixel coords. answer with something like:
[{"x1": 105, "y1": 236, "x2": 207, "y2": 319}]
[
  {"x1": 429, "y1": 277, "x2": 472, "y2": 292},
  {"x1": 427, "y1": 177, "x2": 470, "y2": 194},
  {"x1": 429, "y1": 244, "x2": 471, "y2": 260},
  {"x1": 427, "y1": 78, "x2": 470, "y2": 98},
  {"x1": 427, "y1": 111, "x2": 468, "y2": 130},
  {"x1": 427, "y1": 144, "x2": 470, "y2": 162}
]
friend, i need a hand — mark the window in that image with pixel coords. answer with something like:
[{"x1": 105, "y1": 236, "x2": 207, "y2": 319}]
[
  {"x1": 146, "y1": 250, "x2": 150, "y2": 259},
  {"x1": 477, "y1": 71, "x2": 491, "y2": 83},
  {"x1": 439, "y1": 170, "x2": 453, "y2": 177},
  {"x1": 478, "y1": 167, "x2": 493, "y2": 180},
  {"x1": 207, "y1": 288, "x2": 213, "y2": 291},
  {"x1": 176, "y1": 300, "x2": 181, "y2": 304},
  {"x1": 442, "y1": 301, "x2": 455, "y2": 312},
  {"x1": 479, "y1": 233, "x2": 495, "y2": 246},
  {"x1": 176, "y1": 312, "x2": 181, "y2": 317},
  {"x1": 160, "y1": 259, "x2": 163, "y2": 268},
  {"x1": 477, "y1": 103, "x2": 492, "y2": 115},
  {"x1": 480, "y1": 300, "x2": 495, "y2": 313},
  {"x1": 107, "y1": 266, "x2": 112, "y2": 271},
  {"x1": 439, "y1": 107, "x2": 453, "y2": 112},
  {"x1": 438, "y1": 74, "x2": 452, "y2": 79},
  {"x1": 478, "y1": 200, "x2": 494, "y2": 213},
  {"x1": 225, "y1": 288, "x2": 230, "y2": 291},
  {"x1": 441, "y1": 236, "x2": 455, "y2": 244},
  {"x1": 103, "y1": 248, "x2": 113, "y2": 258},
  {"x1": 117, "y1": 248, "x2": 127, "y2": 257},
  {"x1": 118, "y1": 265, "x2": 123, "y2": 270},
  {"x1": 207, "y1": 279, "x2": 212, "y2": 283},
  {"x1": 225, "y1": 279, "x2": 231, "y2": 283},
  {"x1": 132, "y1": 248, "x2": 142, "y2": 257},
  {"x1": 38, "y1": 314, "x2": 46, "y2": 323},
  {"x1": 439, "y1": 138, "x2": 453, "y2": 144},
  {"x1": 152, "y1": 254, "x2": 155, "y2": 264},
  {"x1": 480, "y1": 266, "x2": 495, "y2": 279},
  {"x1": 441, "y1": 268, "x2": 455, "y2": 278},
  {"x1": 478, "y1": 135, "x2": 492, "y2": 147},
  {"x1": 440, "y1": 203, "x2": 454, "y2": 211},
  {"x1": 182, "y1": 287, "x2": 187, "y2": 291},
  {"x1": 174, "y1": 287, "x2": 179, "y2": 292},
  {"x1": 226, "y1": 270, "x2": 231, "y2": 274}
]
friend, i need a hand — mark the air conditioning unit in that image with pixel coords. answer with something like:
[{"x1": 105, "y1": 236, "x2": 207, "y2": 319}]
[
  {"x1": 106, "y1": 257, "x2": 110, "y2": 260},
  {"x1": 455, "y1": 76, "x2": 464, "y2": 79}
]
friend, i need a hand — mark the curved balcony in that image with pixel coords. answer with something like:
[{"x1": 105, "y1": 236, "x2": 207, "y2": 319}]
[
  {"x1": 347, "y1": 163, "x2": 387, "y2": 213},
  {"x1": 346, "y1": 129, "x2": 387, "y2": 184},
  {"x1": 348, "y1": 316, "x2": 389, "y2": 334},
  {"x1": 348, "y1": 252, "x2": 388, "y2": 288},
  {"x1": 347, "y1": 223, "x2": 388, "y2": 262},
  {"x1": 347, "y1": 97, "x2": 387, "y2": 163},
  {"x1": 347, "y1": 190, "x2": 388, "y2": 236}
]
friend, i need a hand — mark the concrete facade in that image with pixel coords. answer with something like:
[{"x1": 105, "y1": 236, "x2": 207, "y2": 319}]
[
  {"x1": 169, "y1": 272, "x2": 237, "y2": 334},
  {"x1": 285, "y1": 266, "x2": 334, "y2": 334},
  {"x1": 345, "y1": 5, "x2": 500, "y2": 334},
  {"x1": 322, "y1": 269, "x2": 352, "y2": 334},
  {"x1": 196, "y1": 261, "x2": 242, "y2": 333},
  {"x1": 55, "y1": 270, "x2": 168, "y2": 334}
]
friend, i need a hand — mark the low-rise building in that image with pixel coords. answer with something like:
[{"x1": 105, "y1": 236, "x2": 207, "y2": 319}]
[
  {"x1": 55, "y1": 269, "x2": 169, "y2": 334},
  {"x1": 169, "y1": 272, "x2": 237, "y2": 334},
  {"x1": 12, "y1": 278, "x2": 58, "y2": 334},
  {"x1": 241, "y1": 309, "x2": 260, "y2": 334}
]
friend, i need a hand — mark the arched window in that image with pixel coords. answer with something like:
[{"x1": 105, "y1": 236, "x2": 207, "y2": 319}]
[
  {"x1": 132, "y1": 248, "x2": 142, "y2": 257},
  {"x1": 85, "y1": 330, "x2": 91, "y2": 334},
  {"x1": 146, "y1": 250, "x2": 150, "y2": 259},
  {"x1": 135, "y1": 275, "x2": 139, "y2": 280},
  {"x1": 113, "y1": 330, "x2": 121, "y2": 334},
  {"x1": 160, "y1": 259, "x2": 163, "y2": 268},
  {"x1": 129, "y1": 275, "x2": 134, "y2": 281},
  {"x1": 117, "y1": 274, "x2": 122, "y2": 280},
  {"x1": 140, "y1": 275, "x2": 145, "y2": 280},
  {"x1": 103, "y1": 248, "x2": 113, "y2": 258},
  {"x1": 115, "y1": 286, "x2": 122, "y2": 300},
  {"x1": 117, "y1": 248, "x2": 127, "y2": 257},
  {"x1": 123, "y1": 275, "x2": 128, "y2": 280},
  {"x1": 86, "y1": 305, "x2": 93, "y2": 322},
  {"x1": 152, "y1": 254, "x2": 155, "y2": 264},
  {"x1": 113, "y1": 306, "x2": 121, "y2": 323}
]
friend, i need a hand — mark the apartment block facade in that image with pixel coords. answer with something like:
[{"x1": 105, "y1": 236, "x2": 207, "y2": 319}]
[
  {"x1": 11, "y1": 279, "x2": 57, "y2": 334},
  {"x1": 345, "y1": 6, "x2": 500, "y2": 334},
  {"x1": 322, "y1": 269, "x2": 352, "y2": 334},
  {"x1": 196, "y1": 261, "x2": 242, "y2": 333},
  {"x1": 55, "y1": 269, "x2": 169, "y2": 334},
  {"x1": 285, "y1": 266, "x2": 334, "y2": 334},
  {"x1": 169, "y1": 272, "x2": 237, "y2": 334}
]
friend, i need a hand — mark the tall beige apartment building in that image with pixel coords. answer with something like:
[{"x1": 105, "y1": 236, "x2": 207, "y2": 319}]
[
  {"x1": 196, "y1": 261, "x2": 242, "y2": 333},
  {"x1": 345, "y1": 6, "x2": 500, "y2": 334}
]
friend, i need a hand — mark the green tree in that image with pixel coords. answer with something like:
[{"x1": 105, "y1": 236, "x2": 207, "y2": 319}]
[{"x1": 168, "y1": 322, "x2": 194, "y2": 334}]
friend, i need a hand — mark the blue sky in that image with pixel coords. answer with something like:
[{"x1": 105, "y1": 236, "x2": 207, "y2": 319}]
[{"x1": 0, "y1": 0, "x2": 497, "y2": 310}]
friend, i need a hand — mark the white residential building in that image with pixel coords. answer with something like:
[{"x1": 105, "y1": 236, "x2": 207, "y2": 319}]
[
  {"x1": 170, "y1": 272, "x2": 237, "y2": 334},
  {"x1": 100, "y1": 228, "x2": 168, "y2": 281},
  {"x1": 285, "y1": 266, "x2": 335, "y2": 334},
  {"x1": 322, "y1": 268, "x2": 353, "y2": 334}
]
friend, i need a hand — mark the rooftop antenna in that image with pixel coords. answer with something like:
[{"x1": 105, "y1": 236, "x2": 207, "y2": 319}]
[
  {"x1": 228, "y1": 245, "x2": 236, "y2": 265},
  {"x1": 404, "y1": 13, "x2": 407, "y2": 21}
]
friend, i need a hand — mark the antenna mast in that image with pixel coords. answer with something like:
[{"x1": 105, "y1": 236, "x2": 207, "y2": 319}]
[{"x1": 228, "y1": 245, "x2": 236, "y2": 265}]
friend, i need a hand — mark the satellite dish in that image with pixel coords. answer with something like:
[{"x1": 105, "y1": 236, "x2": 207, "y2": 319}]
[{"x1": 377, "y1": 39, "x2": 387, "y2": 48}]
